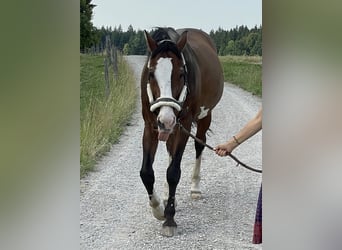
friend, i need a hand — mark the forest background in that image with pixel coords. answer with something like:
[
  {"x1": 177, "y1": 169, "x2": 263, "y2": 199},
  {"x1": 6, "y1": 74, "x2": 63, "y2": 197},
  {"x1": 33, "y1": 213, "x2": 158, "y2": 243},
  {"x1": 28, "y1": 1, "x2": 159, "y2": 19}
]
[{"x1": 81, "y1": 0, "x2": 262, "y2": 56}]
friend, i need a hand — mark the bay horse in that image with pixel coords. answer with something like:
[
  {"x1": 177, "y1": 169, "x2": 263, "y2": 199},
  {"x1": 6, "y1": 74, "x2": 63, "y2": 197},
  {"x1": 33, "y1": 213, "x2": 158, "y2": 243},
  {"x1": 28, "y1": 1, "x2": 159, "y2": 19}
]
[{"x1": 140, "y1": 27, "x2": 224, "y2": 236}]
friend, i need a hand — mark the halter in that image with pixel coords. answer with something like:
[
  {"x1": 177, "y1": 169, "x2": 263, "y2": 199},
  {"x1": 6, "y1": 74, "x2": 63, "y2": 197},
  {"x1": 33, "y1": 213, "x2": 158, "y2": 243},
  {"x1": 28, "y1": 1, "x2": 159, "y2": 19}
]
[{"x1": 146, "y1": 40, "x2": 188, "y2": 113}]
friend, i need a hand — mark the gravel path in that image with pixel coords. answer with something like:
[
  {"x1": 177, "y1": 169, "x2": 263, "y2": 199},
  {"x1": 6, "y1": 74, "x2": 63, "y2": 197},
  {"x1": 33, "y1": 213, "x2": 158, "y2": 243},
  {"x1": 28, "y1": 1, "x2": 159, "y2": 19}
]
[{"x1": 80, "y1": 55, "x2": 262, "y2": 249}]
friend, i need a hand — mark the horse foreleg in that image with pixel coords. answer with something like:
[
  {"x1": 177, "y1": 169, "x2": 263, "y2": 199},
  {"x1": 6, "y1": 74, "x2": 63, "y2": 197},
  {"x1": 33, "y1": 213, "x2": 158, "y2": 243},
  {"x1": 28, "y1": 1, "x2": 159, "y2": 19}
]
[
  {"x1": 140, "y1": 127, "x2": 164, "y2": 220},
  {"x1": 141, "y1": 160, "x2": 165, "y2": 221},
  {"x1": 162, "y1": 130, "x2": 189, "y2": 236},
  {"x1": 162, "y1": 159, "x2": 181, "y2": 237},
  {"x1": 163, "y1": 154, "x2": 179, "y2": 209}
]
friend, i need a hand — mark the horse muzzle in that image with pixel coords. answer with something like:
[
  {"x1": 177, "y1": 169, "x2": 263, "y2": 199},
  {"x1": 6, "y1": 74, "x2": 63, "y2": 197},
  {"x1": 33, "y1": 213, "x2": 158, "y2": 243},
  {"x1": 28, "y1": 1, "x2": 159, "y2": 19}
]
[
  {"x1": 157, "y1": 107, "x2": 176, "y2": 141},
  {"x1": 146, "y1": 83, "x2": 187, "y2": 141}
]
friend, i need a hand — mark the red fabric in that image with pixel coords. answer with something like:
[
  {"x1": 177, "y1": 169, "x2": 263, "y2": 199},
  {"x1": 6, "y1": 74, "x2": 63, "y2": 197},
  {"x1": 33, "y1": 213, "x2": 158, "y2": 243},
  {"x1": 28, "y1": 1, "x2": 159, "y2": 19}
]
[
  {"x1": 252, "y1": 222, "x2": 262, "y2": 244},
  {"x1": 252, "y1": 185, "x2": 262, "y2": 244}
]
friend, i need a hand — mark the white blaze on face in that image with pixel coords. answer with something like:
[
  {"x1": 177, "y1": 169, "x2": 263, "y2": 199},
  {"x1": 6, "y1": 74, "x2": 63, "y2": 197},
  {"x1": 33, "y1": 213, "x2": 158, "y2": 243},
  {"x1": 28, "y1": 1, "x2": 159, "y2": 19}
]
[
  {"x1": 154, "y1": 57, "x2": 176, "y2": 140},
  {"x1": 155, "y1": 57, "x2": 173, "y2": 98}
]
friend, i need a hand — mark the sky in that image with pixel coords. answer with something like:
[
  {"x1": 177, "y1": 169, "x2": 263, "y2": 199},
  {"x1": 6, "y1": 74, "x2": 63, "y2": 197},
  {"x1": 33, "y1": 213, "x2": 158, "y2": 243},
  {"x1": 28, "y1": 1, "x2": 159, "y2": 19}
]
[{"x1": 91, "y1": 0, "x2": 262, "y2": 33}]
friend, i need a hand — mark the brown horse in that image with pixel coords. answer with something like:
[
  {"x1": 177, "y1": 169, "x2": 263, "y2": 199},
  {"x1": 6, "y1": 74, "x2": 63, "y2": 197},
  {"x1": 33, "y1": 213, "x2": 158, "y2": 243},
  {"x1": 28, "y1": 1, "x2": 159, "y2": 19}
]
[{"x1": 140, "y1": 27, "x2": 223, "y2": 236}]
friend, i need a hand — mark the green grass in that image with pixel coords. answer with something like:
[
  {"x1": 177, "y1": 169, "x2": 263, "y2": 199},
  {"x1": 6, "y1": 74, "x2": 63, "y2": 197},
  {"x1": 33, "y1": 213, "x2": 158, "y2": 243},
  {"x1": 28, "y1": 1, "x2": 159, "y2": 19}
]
[
  {"x1": 80, "y1": 54, "x2": 136, "y2": 177},
  {"x1": 80, "y1": 54, "x2": 260, "y2": 176},
  {"x1": 219, "y1": 55, "x2": 262, "y2": 97}
]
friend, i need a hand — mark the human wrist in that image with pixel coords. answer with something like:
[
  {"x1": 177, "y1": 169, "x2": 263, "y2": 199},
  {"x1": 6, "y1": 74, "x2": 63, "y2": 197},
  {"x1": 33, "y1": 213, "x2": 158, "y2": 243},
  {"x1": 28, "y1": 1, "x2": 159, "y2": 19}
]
[{"x1": 233, "y1": 135, "x2": 241, "y2": 145}]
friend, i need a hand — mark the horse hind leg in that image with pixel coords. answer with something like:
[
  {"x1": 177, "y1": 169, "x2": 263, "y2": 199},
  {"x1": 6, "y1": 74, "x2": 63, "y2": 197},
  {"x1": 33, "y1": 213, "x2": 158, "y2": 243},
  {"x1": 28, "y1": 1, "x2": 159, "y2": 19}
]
[
  {"x1": 191, "y1": 113, "x2": 211, "y2": 199},
  {"x1": 191, "y1": 141, "x2": 204, "y2": 199},
  {"x1": 163, "y1": 154, "x2": 172, "y2": 207}
]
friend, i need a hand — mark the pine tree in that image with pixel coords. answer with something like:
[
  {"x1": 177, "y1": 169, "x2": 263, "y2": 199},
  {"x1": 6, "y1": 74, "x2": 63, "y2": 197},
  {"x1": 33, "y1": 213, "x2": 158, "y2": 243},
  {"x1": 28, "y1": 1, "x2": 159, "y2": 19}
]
[{"x1": 80, "y1": 0, "x2": 96, "y2": 51}]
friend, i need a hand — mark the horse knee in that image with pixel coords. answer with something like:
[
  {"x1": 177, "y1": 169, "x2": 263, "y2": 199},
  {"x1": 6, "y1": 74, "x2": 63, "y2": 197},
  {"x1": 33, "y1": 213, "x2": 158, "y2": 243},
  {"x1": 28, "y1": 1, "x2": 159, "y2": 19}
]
[
  {"x1": 140, "y1": 168, "x2": 154, "y2": 182},
  {"x1": 140, "y1": 168, "x2": 155, "y2": 194}
]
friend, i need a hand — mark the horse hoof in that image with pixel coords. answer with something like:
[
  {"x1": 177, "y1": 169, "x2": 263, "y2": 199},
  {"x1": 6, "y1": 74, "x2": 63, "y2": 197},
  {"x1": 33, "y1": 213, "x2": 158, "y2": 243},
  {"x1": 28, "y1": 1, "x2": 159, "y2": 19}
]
[
  {"x1": 191, "y1": 190, "x2": 202, "y2": 199},
  {"x1": 151, "y1": 205, "x2": 165, "y2": 221},
  {"x1": 161, "y1": 225, "x2": 177, "y2": 237}
]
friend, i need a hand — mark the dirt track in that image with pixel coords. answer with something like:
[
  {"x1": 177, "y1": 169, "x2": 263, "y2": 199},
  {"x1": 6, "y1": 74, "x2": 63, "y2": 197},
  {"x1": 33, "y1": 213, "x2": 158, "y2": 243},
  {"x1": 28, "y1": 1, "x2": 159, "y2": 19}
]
[{"x1": 80, "y1": 55, "x2": 262, "y2": 249}]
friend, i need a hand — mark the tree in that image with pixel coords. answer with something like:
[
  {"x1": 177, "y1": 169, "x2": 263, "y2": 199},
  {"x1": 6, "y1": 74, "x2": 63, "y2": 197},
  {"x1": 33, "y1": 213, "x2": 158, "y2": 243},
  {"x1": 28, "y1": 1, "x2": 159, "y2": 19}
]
[
  {"x1": 80, "y1": 0, "x2": 96, "y2": 51},
  {"x1": 90, "y1": 25, "x2": 262, "y2": 56},
  {"x1": 224, "y1": 40, "x2": 236, "y2": 55},
  {"x1": 246, "y1": 32, "x2": 259, "y2": 55},
  {"x1": 122, "y1": 43, "x2": 130, "y2": 55}
]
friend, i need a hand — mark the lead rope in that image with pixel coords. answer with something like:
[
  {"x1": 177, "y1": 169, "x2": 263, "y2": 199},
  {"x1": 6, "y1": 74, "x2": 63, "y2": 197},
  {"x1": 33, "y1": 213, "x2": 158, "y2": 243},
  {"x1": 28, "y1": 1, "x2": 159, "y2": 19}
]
[{"x1": 178, "y1": 120, "x2": 262, "y2": 173}]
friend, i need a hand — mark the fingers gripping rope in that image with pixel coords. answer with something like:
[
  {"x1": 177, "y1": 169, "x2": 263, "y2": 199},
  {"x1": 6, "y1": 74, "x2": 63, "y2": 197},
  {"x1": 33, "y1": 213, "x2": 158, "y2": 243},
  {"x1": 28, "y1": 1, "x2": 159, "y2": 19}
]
[{"x1": 178, "y1": 120, "x2": 262, "y2": 173}]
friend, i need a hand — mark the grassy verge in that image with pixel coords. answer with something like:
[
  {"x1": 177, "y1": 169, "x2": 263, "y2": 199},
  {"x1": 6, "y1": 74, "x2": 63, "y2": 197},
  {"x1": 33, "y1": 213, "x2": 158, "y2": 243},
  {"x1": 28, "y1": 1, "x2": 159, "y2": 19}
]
[
  {"x1": 219, "y1": 55, "x2": 262, "y2": 97},
  {"x1": 80, "y1": 54, "x2": 136, "y2": 177}
]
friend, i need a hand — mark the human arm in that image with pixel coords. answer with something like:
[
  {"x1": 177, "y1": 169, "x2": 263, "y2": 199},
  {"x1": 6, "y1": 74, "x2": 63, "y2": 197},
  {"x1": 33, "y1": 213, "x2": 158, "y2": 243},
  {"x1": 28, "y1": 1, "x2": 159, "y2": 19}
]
[{"x1": 214, "y1": 108, "x2": 262, "y2": 156}]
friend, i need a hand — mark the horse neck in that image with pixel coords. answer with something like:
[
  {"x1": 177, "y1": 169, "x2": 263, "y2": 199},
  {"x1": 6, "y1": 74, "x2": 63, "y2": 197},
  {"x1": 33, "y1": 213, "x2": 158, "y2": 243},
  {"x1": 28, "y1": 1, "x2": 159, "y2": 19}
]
[{"x1": 181, "y1": 47, "x2": 199, "y2": 94}]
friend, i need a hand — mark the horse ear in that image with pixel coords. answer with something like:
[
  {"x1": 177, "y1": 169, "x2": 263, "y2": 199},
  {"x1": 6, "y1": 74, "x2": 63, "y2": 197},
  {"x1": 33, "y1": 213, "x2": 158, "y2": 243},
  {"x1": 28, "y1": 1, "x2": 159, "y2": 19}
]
[
  {"x1": 177, "y1": 31, "x2": 188, "y2": 51},
  {"x1": 144, "y1": 30, "x2": 157, "y2": 52}
]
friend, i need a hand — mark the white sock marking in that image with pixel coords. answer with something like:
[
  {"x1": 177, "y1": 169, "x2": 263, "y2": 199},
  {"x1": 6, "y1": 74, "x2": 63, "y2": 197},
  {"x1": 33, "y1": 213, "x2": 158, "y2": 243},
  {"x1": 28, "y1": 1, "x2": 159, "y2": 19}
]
[
  {"x1": 149, "y1": 190, "x2": 165, "y2": 220},
  {"x1": 191, "y1": 156, "x2": 201, "y2": 194}
]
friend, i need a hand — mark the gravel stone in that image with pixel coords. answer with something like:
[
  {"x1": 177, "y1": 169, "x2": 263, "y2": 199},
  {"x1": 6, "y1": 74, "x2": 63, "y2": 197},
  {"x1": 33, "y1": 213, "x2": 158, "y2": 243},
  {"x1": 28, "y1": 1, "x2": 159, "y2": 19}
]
[{"x1": 80, "y1": 55, "x2": 262, "y2": 249}]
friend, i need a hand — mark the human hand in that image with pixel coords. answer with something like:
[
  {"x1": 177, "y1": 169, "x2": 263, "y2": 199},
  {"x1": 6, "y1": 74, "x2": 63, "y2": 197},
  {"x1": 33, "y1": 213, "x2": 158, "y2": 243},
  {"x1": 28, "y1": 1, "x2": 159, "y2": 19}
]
[
  {"x1": 214, "y1": 141, "x2": 236, "y2": 157},
  {"x1": 214, "y1": 147, "x2": 229, "y2": 156}
]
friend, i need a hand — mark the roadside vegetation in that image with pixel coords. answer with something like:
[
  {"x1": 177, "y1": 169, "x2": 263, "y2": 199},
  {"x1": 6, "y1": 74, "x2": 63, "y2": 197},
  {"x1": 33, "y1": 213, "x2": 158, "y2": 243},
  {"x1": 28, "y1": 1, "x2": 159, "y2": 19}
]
[
  {"x1": 80, "y1": 1, "x2": 261, "y2": 178},
  {"x1": 80, "y1": 53, "x2": 261, "y2": 177},
  {"x1": 80, "y1": 54, "x2": 136, "y2": 177},
  {"x1": 219, "y1": 56, "x2": 262, "y2": 97}
]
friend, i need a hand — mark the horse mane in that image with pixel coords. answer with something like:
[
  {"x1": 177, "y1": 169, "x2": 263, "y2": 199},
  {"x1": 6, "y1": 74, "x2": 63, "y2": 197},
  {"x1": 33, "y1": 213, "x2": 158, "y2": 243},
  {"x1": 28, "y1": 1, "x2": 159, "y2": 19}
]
[{"x1": 150, "y1": 27, "x2": 182, "y2": 59}]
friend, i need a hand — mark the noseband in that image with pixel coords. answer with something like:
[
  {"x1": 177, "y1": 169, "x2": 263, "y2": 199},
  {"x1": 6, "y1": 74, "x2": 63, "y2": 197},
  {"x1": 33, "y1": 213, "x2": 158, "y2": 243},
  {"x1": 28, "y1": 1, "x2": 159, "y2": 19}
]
[{"x1": 146, "y1": 40, "x2": 188, "y2": 113}]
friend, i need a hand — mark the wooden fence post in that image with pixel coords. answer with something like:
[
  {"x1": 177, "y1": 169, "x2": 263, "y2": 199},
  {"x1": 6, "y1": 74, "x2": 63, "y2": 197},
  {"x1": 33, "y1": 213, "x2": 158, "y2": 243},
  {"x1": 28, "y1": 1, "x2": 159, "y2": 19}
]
[
  {"x1": 104, "y1": 57, "x2": 110, "y2": 98},
  {"x1": 105, "y1": 35, "x2": 111, "y2": 59},
  {"x1": 111, "y1": 46, "x2": 118, "y2": 80}
]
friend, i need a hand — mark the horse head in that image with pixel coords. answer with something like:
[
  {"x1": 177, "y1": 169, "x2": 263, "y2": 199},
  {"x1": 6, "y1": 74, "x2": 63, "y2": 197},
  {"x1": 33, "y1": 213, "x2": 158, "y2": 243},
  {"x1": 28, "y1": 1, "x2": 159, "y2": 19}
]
[{"x1": 143, "y1": 30, "x2": 188, "y2": 141}]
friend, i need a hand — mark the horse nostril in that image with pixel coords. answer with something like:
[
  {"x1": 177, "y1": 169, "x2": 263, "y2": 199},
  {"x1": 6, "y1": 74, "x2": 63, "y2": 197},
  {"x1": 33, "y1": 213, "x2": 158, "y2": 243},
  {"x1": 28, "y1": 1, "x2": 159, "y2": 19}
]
[{"x1": 157, "y1": 120, "x2": 165, "y2": 130}]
